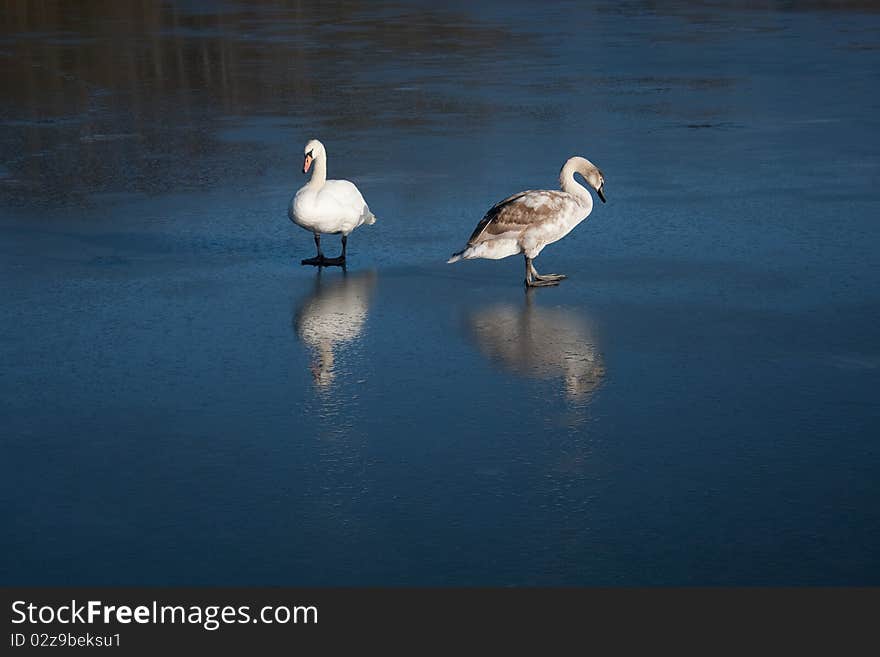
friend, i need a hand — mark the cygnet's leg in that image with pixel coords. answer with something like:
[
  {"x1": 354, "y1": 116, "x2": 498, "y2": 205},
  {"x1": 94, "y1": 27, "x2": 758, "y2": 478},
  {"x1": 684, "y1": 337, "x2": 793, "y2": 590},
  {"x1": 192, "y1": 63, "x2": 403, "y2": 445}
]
[
  {"x1": 530, "y1": 260, "x2": 566, "y2": 282},
  {"x1": 524, "y1": 256, "x2": 562, "y2": 287},
  {"x1": 301, "y1": 233, "x2": 326, "y2": 266},
  {"x1": 322, "y1": 234, "x2": 347, "y2": 267}
]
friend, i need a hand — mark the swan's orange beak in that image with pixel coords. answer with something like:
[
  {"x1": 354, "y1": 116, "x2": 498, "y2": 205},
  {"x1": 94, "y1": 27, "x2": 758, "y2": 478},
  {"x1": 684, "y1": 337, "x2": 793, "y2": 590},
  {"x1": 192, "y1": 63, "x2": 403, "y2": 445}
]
[{"x1": 303, "y1": 153, "x2": 313, "y2": 174}]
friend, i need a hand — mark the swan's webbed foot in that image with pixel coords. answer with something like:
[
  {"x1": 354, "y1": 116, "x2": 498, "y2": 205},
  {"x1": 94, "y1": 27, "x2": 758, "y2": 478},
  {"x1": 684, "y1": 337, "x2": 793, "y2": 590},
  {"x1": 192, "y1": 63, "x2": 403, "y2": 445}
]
[
  {"x1": 321, "y1": 255, "x2": 346, "y2": 267},
  {"x1": 301, "y1": 233, "x2": 329, "y2": 267},
  {"x1": 534, "y1": 273, "x2": 567, "y2": 282}
]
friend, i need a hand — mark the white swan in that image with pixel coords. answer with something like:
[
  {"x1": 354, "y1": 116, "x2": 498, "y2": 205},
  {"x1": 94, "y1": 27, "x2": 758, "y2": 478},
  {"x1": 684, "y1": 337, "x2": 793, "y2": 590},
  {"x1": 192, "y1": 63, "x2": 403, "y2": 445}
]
[
  {"x1": 447, "y1": 156, "x2": 606, "y2": 287},
  {"x1": 289, "y1": 139, "x2": 376, "y2": 267},
  {"x1": 293, "y1": 271, "x2": 377, "y2": 389}
]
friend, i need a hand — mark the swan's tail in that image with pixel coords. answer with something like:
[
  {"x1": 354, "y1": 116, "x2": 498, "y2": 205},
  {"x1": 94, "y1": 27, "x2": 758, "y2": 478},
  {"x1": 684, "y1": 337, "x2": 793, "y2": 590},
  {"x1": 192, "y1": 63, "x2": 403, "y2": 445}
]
[
  {"x1": 447, "y1": 247, "x2": 468, "y2": 264},
  {"x1": 360, "y1": 205, "x2": 377, "y2": 226}
]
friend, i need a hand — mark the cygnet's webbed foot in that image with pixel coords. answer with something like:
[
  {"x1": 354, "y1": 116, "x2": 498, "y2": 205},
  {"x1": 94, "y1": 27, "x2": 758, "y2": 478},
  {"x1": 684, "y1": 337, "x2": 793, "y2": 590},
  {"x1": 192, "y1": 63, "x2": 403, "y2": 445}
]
[
  {"x1": 524, "y1": 256, "x2": 564, "y2": 288},
  {"x1": 525, "y1": 277, "x2": 562, "y2": 288}
]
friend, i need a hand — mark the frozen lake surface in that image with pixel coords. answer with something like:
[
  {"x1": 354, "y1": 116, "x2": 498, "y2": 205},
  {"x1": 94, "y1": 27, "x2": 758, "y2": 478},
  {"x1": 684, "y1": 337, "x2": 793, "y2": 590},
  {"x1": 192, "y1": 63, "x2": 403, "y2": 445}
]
[{"x1": 1, "y1": 1, "x2": 879, "y2": 585}]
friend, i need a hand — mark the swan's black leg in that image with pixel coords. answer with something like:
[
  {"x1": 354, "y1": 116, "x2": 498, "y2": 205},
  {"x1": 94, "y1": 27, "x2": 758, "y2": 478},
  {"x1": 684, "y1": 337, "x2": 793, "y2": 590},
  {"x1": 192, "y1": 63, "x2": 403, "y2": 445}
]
[
  {"x1": 524, "y1": 256, "x2": 562, "y2": 287},
  {"x1": 321, "y1": 234, "x2": 347, "y2": 267},
  {"x1": 302, "y1": 233, "x2": 326, "y2": 266}
]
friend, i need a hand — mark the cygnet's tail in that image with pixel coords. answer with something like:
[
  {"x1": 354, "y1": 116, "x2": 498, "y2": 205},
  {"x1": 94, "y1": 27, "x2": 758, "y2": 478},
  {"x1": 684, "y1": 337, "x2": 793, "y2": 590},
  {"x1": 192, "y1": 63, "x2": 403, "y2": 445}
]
[{"x1": 447, "y1": 247, "x2": 469, "y2": 264}]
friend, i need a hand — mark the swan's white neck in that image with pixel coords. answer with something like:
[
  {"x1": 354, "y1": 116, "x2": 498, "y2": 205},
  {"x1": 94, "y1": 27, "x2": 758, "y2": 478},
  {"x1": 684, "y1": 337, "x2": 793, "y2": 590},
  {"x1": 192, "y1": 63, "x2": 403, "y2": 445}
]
[
  {"x1": 559, "y1": 159, "x2": 593, "y2": 207},
  {"x1": 306, "y1": 152, "x2": 327, "y2": 188}
]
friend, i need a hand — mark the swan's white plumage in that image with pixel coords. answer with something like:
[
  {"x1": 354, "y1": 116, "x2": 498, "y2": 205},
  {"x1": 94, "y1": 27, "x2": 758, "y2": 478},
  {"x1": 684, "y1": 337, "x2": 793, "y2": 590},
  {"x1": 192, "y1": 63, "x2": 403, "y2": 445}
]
[{"x1": 289, "y1": 139, "x2": 376, "y2": 236}]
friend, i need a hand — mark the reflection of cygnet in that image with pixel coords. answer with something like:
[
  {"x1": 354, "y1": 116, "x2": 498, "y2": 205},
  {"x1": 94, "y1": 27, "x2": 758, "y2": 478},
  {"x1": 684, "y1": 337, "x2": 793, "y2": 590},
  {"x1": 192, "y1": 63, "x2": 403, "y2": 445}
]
[
  {"x1": 467, "y1": 301, "x2": 605, "y2": 401},
  {"x1": 293, "y1": 271, "x2": 376, "y2": 389}
]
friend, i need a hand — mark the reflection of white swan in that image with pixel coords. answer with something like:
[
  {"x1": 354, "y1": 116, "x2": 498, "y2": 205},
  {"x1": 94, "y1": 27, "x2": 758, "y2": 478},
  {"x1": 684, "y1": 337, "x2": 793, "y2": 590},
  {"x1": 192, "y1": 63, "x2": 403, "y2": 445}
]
[
  {"x1": 467, "y1": 297, "x2": 605, "y2": 401},
  {"x1": 293, "y1": 270, "x2": 376, "y2": 389}
]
